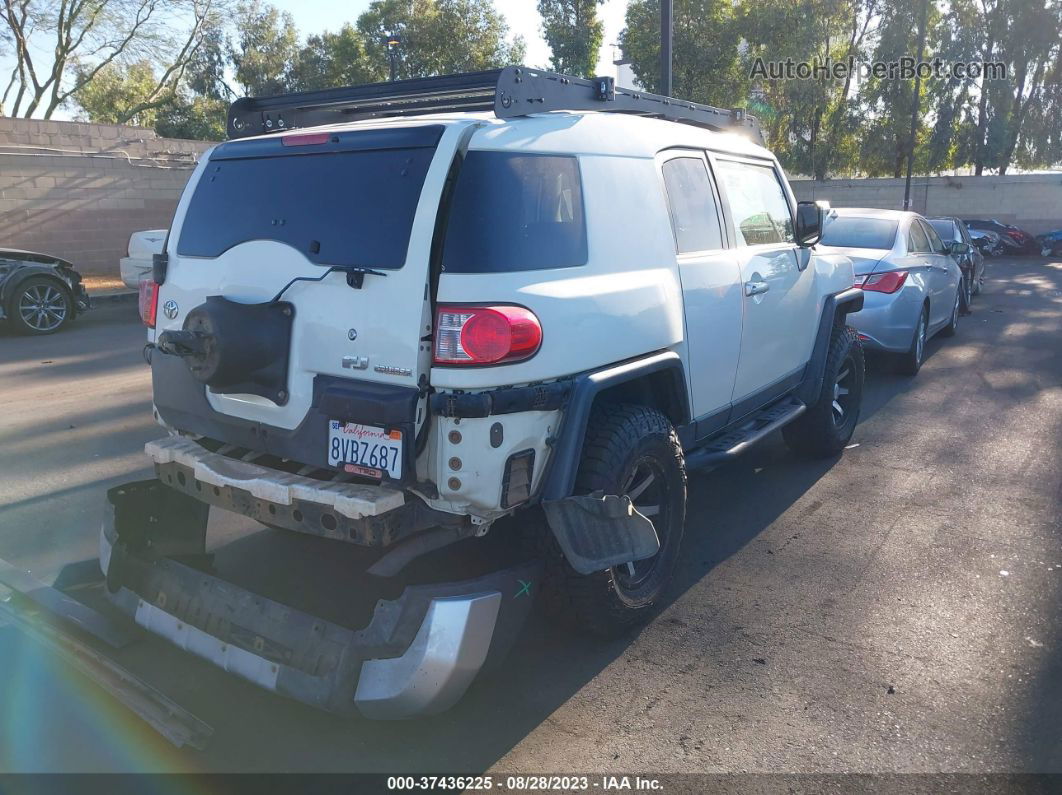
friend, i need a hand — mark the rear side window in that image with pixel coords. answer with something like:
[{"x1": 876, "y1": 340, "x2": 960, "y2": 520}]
[
  {"x1": 177, "y1": 127, "x2": 441, "y2": 269},
  {"x1": 661, "y1": 157, "x2": 724, "y2": 253},
  {"x1": 928, "y1": 219, "x2": 958, "y2": 242},
  {"x1": 715, "y1": 160, "x2": 794, "y2": 246},
  {"x1": 441, "y1": 152, "x2": 587, "y2": 273},
  {"x1": 923, "y1": 220, "x2": 947, "y2": 253},
  {"x1": 908, "y1": 220, "x2": 930, "y2": 253}
]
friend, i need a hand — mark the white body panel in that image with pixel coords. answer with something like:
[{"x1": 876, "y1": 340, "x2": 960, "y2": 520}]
[{"x1": 152, "y1": 110, "x2": 855, "y2": 517}]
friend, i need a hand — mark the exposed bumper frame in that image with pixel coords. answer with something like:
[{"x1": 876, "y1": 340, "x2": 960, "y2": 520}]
[{"x1": 100, "y1": 481, "x2": 538, "y2": 719}]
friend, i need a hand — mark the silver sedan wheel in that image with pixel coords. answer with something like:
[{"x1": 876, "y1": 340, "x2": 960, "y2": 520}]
[
  {"x1": 18, "y1": 284, "x2": 68, "y2": 332},
  {"x1": 915, "y1": 312, "x2": 927, "y2": 365}
]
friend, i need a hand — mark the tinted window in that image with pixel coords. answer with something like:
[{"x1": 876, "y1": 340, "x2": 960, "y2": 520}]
[
  {"x1": 441, "y1": 152, "x2": 587, "y2": 273},
  {"x1": 928, "y1": 219, "x2": 958, "y2": 242},
  {"x1": 178, "y1": 128, "x2": 440, "y2": 269},
  {"x1": 908, "y1": 220, "x2": 930, "y2": 253},
  {"x1": 715, "y1": 160, "x2": 794, "y2": 246},
  {"x1": 661, "y1": 157, "x2": 723, "y2": 253},
  {"x1": 820, "y1": 217, "x2": 898, "y2": 249},
  {"x1": 923, "y1": 220, "x2": 947, "y2": 253}
]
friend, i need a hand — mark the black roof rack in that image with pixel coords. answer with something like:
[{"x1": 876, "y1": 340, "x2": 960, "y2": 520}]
[{"x1": 227, "y1": 65, "x2": 762, "y2": 144}]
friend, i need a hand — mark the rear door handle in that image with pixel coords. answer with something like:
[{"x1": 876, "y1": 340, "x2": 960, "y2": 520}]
[{"x1": 745, "y1": 280, "x2": 769, "y2": 297}]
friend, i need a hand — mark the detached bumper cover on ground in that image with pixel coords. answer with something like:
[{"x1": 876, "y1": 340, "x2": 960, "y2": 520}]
[{"x1": 100, "y1": 485, "x2": 538, "y2": 719}]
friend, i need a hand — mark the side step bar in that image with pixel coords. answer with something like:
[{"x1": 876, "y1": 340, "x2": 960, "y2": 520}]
[{"x1": 685, "y1": 396, "x2": 806, "y2": 472}]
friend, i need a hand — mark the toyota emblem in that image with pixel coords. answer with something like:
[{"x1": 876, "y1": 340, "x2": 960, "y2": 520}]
[{"x1": 162, "y1": 300, "x2": 179, "y2": 319}]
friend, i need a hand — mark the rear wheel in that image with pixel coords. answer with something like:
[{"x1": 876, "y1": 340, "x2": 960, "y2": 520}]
[
  {"x1": 533, "y1": 404, "x2": 687, "y2": 637},
  {"x1": 940, "y1": 286, "x2": 961, "y2": 337},
  {"x1": 897, "y1": 305, "x2": 928, "y2": 375},
  {"x1": 7, "y1": 277, "x2": 72, "y2": 335},
  {"x1": 783, "y1": 324, "x2": 864, "y2": 458},
  {"x1": 959, "y1": 271, "x2": 973, "y2": 315}
]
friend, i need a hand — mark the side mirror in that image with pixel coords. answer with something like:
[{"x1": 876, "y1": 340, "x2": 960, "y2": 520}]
[
  {"x1": 946, "y1": 240, "x2": 970, "y2": 256},
  {"x1": 795, "y1": 201, "x2": 824, "y2": 247}
]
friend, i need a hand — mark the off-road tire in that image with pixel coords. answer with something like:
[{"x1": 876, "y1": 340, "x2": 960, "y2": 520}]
[
  {"x1": 6, "y1": 276, "x2": 73, "y2": 335},
  {"x1": 527, "y1": 404, "x2": 686, "y2": 638},
  {"x1": 782, "y1": 324, "x2": 864, "y2": 458},
  {"x1": 897, "y1": 305, "x2": 929, "y2": 376}
]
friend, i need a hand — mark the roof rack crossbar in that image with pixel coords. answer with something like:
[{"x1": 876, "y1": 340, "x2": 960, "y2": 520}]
[{"x1": 227, "y1": 66, "x2": 762, "y2": 143}]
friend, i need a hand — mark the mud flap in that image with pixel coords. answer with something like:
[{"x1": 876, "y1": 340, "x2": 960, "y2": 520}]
[{"x1": 541, "y1": 493, "x2": 660, "y2": 575}]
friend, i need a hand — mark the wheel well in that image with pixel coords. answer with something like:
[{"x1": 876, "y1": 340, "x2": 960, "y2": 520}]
[
  {"x1": 590, "y1": 369, "x2": 688, "y2": 428},
  {"x1": 5, "y1": 270, "x2": 71, "y2": 306}
]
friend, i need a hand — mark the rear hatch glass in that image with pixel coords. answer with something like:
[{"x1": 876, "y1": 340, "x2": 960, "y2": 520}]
[
  {"x1": 159, "y1": 124, "x2": 453, "y2": 477},
  {"x1": 178, "y1": 126, "x2": 443, "y2": 268}
]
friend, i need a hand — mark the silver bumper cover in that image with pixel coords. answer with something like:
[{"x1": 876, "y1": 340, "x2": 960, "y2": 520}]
[{"x1": 100, "y1": 513, "x2": 535, "y2": 719}]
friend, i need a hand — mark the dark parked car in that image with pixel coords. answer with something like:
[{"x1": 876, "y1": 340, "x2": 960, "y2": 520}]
[
  {"x1": 0, "y1": 248, "x2": 91, "y2": 335},
  {"x1": 929, "y1": 217, "x2": 986, "y2": 313},
  {"x1": 963, "y1": 219, "x2": 1039, "y2": 254}
]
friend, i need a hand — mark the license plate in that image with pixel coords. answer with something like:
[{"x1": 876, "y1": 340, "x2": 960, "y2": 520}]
[{"x1": 327, "y1": 421, "x2": 403, "y2": 480}]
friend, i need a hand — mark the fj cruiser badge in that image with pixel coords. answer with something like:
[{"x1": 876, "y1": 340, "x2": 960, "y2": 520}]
[{"x1": 162, "y1": 300, "x2": 178, "y2": 319}]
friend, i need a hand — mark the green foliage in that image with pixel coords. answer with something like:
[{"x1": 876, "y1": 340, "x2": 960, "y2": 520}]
[
  {"x1": 621, "y1": 0, "x2": 748, "y2": 107},
  {"x1": 290, "y1": 25, "x2": 380, "y2": 92},
  {"x1": 154, "y1": 95, "x2": 228, "y2": 140},
  {"x1": 73, "y1": 61, "x2": 162, "y2": 127},
  {"x1": 356, "y1": 0, "x2": 524, "y2": 80},
  {"x1": 62, "y1": 0, "x2": 1060, "y2": 175},
  {"x1": 538, "y1": 0, "x2": 605, "y2": 78},
  {"x1": 229, "y1": 0, "x2": 300, "y2": 96}
]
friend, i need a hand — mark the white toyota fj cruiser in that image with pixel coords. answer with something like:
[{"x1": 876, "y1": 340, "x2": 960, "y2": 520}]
[{"x1": 104, "y1": 68, "x2": 864, "y2": 718}]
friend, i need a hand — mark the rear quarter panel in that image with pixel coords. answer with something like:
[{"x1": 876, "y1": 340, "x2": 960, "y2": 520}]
[{"x1": 432, "y1": 152, "x2": 685, "y2": 390}]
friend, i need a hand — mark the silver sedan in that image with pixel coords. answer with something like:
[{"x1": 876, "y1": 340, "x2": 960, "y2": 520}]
[{"x1": 818, "y1": 208, "x2": 964, "y2": 375}]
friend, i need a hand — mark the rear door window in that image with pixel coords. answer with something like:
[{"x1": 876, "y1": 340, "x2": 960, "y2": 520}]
[
  {"x1": 441, "y1": 152, "x2": 587, "y2": 273},
  {"x1": 923, "y1": 220, "x2": 947, "y2": 254},
  {"x1": 715, "y1": 160, "x2": 795, "y2": 246},
  {"x1": 177, "y1": 126, "x2": 442, "y2": 269},
  {"x1": 907, "y1": 220, "x2": 930, "y2": 253},
  {"x1": 660, "y1": 157, "x2": 724, "y2": 253}
]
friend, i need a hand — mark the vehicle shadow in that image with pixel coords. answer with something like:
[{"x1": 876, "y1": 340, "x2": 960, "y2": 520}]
[{"x1": 49, "y1": 424, "x2": 841, "y2": 773}]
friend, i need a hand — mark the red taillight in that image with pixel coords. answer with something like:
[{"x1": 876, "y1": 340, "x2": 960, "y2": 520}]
[
  {"x1": 434, "y1": 305, "x2": 542, "y2": 366},
  {"x1": 858, "y1": 270, "x2": 908, "y2": 294},
  {"x1": 282, "y1": 132, "x2": 331, "y2": 147},
  {"x1": 138, "y1": 279, "x2": 159, "y2": 327}
]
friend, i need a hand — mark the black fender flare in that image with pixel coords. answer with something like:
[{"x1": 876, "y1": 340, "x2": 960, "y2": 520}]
[
  {"x1": 538, "y1": 351, "x2": 690, "y2": 501},
  {"x1": 1, "y1": 265, "x2": 76, "y2": 316},
  {"x1": 796, "y1": 287, "x2": 865, "y2": 405}
]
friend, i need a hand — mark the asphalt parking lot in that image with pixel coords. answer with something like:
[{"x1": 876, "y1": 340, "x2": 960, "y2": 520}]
[{"x1": 0, "y1": 256, "x2": 1059, "y2": 774}]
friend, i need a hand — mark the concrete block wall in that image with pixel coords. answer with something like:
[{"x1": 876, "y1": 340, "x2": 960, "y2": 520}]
[
  {"x1": 0, "y1": 117, "x2": 214, "y2": 278},
  {"x1": 791, "y1": 174, "x2": 1062, "y2": 235}
]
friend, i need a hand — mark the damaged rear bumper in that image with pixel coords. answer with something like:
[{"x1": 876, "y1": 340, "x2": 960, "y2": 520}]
[{"x1": 100, "y1": 481, "x2": 537, "y2": 719}]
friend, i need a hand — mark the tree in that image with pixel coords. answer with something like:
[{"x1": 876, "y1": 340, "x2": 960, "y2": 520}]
[
  {"x1": 1, "y1": 0, "x2": 218, "y2": 119},
  {"x1": 73, "y1": 60, "x2": 162, "y2": 126},
  {"x1": 290, "y1": 24, "x2": 379, "y2": 92},
  {"x1": 356, "y1": 0, "x2": 524, "y2": 80},
  {"x1": 621, "y1": 0, "x2": 748, "y2": 107},
  {"x1": 228, "y1": 0, "x2": 299, "y2": 96},
  {"x1": 538, "y1": 0, "x2": 604, "y2": 78}
]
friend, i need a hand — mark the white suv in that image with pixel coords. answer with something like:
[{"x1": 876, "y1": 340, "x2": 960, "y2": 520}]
[{"x1": 104, "y1": 68, "x2": 864, "y2": 718}]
